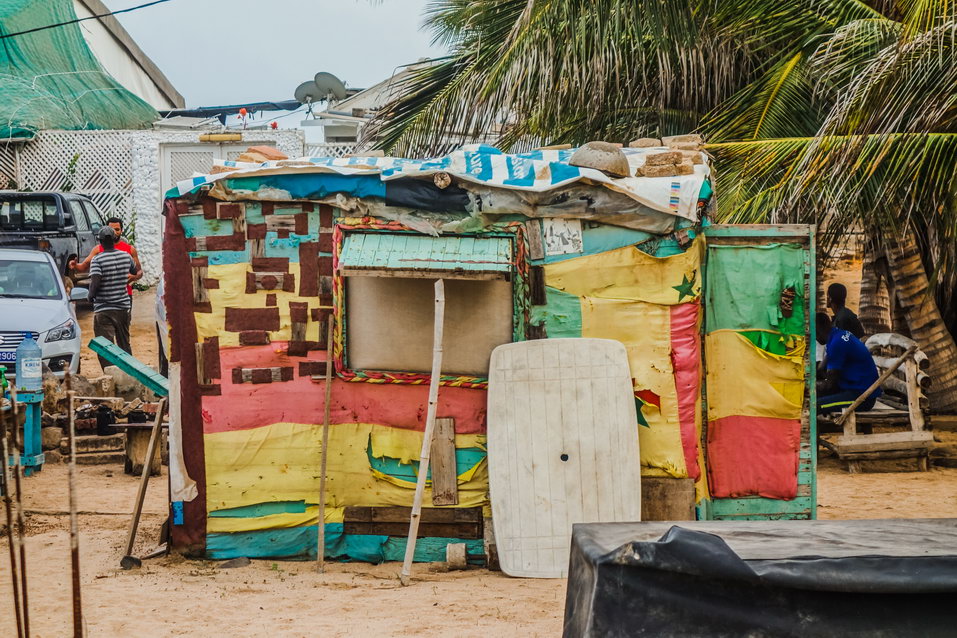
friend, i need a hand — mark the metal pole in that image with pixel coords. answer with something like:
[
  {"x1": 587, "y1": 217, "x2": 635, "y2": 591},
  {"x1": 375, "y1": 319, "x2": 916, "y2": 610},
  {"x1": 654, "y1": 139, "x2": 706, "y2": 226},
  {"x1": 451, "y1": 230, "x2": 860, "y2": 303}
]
[
  {"x1": 65, "y1": 372, "x2": 82, "y2": 638},
  {"x1": 316, "y1": 321, "x2": 334, "y2": 573},
  {"x1": 400, "y1": 279, "x2": 445, "y2": 586},
  {"x1": 10, "y1": 385, "x2": 30, "y2": 636},
  {"x1": 1, "y1": 373, "x2": 24, "y2": 638}
]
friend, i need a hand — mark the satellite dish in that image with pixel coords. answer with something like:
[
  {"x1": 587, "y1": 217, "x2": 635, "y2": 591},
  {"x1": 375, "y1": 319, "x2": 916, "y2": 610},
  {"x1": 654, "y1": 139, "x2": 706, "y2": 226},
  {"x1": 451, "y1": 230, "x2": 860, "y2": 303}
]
[
  {"x1": 294, "y1": 81, "x2": 325, "y2": 105},
  {"x1": 314, "y1": 72, "x2": 347, "y2": 101}
]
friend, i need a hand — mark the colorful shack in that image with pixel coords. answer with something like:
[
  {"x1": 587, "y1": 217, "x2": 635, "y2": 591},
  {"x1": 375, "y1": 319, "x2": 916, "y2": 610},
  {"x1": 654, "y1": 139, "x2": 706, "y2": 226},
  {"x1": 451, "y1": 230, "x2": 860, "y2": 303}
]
[{"x1": 161, "y1": 144, "x2": 815, "y2": 561}]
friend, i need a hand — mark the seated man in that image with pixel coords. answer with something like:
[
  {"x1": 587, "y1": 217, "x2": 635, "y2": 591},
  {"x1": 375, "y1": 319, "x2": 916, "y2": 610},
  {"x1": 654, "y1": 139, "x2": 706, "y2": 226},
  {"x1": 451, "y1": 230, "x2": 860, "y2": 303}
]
[
  {"x1": 827, "y1": 282, "x2": 865, "y2": 338},
  {"x1": 816, "y1": 312, "x2": 881, "y2": 414}
]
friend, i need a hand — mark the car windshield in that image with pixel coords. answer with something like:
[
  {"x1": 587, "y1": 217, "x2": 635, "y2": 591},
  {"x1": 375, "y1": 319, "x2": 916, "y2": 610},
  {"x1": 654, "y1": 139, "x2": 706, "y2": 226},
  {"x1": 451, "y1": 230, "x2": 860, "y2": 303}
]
[{"x1": 0, "y1": 258, "x2": 61, "y2": 300}]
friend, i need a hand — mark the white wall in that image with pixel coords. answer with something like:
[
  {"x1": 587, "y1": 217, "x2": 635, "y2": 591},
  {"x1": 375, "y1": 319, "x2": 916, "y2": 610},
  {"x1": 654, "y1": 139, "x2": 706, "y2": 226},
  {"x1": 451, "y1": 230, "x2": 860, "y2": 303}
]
[{"x1": 73, "y1": 0, "x2": 177, "y2": 110}]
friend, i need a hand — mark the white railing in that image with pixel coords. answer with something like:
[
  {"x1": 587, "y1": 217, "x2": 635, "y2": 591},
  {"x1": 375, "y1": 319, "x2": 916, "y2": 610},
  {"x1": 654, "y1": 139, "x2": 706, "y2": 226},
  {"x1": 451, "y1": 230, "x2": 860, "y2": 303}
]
[{"x1": 303, "y1": 142, "x2": 358, "y2": 158}]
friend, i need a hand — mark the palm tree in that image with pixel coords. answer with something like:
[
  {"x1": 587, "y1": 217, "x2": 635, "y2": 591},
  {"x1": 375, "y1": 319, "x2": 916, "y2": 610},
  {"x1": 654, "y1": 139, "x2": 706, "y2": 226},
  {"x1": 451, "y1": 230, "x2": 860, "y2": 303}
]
[{"x1": 367, "y1": 0, "x2": 957, "y2": 411}]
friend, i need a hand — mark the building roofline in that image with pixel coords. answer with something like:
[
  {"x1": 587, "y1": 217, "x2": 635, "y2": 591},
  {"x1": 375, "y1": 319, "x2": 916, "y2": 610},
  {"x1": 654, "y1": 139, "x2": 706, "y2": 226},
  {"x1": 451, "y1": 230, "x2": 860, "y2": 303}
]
[{"x1": 77, "y1": 0, "x2": 185, "y2": 108}]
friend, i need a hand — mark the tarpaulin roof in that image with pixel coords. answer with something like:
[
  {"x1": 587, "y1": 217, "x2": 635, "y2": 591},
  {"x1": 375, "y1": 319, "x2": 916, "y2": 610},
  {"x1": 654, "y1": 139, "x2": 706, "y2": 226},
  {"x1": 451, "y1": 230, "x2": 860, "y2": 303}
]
[
  {"x1": 0, "y1": 0, "x2": 158, "y2": 140},
  {"x1": 167, "y1": 144, "x2": 711, "y2": 223}
]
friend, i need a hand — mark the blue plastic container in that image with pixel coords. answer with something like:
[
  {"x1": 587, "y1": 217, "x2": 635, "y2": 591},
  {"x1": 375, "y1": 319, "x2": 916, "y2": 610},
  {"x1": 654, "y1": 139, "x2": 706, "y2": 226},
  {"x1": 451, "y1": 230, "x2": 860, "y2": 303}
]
[{"x1": 15, "y1": 333, "x2": 42, "y2": 393}]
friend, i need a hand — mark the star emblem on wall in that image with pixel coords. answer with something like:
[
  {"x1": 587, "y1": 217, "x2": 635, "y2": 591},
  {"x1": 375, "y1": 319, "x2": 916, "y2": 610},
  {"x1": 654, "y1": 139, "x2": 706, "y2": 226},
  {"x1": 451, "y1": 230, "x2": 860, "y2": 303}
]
[{"x1": 672, "y1": 270, "x2": 698, "y2": 302}]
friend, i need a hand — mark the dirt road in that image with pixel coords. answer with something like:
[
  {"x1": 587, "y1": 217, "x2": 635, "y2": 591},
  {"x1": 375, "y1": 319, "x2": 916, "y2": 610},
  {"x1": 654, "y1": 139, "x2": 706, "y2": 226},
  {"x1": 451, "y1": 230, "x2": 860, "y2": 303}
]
[{"x1": 75, "y1": 287, "x2": 160, "y2": 375}]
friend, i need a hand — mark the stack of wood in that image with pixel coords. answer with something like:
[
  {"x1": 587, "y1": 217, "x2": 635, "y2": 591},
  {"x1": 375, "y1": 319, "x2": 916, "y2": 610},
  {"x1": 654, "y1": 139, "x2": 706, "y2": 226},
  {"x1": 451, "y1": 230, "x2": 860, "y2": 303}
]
[{"x1": 631, "y1": 134, "x2": 705, "y2": 178}]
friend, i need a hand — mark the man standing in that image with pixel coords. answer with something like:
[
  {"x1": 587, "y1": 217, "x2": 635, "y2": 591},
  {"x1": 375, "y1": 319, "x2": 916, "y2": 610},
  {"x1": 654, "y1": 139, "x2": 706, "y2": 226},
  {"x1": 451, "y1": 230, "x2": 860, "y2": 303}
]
[
  {"x1": 88, "y1": 226, "x2": 136, "y2": 370},
  {"x1": 816, "y1": 312, "x2": 881, "y2": 414},
  {"x1": 69, "y1": 216, "x2": 142, "y2": 299},
  {"x1": 827, "y1": 283, "x2": 865, "y2": 339}
]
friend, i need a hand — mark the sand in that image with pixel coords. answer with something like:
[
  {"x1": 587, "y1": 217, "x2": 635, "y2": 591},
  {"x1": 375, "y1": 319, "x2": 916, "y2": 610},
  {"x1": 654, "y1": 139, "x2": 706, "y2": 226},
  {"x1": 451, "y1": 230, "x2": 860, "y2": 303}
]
[{"x1": 2, "y1": 460, "x2": 956, "y2": 637}]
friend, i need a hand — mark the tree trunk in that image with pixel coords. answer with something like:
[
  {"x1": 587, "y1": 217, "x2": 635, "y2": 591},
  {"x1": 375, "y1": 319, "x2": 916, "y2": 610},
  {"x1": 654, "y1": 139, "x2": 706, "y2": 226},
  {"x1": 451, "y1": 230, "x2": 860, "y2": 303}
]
[
  {"x1": 885, "y1": 231, "x2": 957, "y2": 412},
  {"x1": 859, "y1": 238, "x2": 891, "y2": 337}
]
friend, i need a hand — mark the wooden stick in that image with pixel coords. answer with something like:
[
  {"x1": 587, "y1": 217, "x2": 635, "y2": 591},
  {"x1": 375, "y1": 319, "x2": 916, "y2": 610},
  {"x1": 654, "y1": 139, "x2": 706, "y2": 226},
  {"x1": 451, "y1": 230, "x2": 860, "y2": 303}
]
[
  {"x1": 316, "y1": 320, "x2": 334, "y2": 573},
  {"x1": 400, "y1": 279, "x2": 446, "y2": 587},
  {"x1": 122, "y1": 398, "x2": 166, "y2": 561},
  {"x1": 9, "y1": 384, "x2": 30, "y2": 637},
  {"x1": 65, "y1": 374, "x2": 83, "y2": 638},
  {"x1": 836, "y1": 345, "x2": 917, "y2": 425},
  {"x1": 1, "y1": 379, "x2": 25, "y2": 638}
]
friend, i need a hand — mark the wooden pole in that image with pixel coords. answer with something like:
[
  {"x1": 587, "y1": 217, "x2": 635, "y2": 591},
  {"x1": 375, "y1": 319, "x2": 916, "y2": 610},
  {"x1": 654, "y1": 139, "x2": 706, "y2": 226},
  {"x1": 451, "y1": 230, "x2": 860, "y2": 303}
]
[
  {"x1": 9, "y1": 385, "x2": 30, "y2": 637},
  {"x1": 1, "y1": 375, "x2": 25, "y2": 638},
  {"x1": 835, "y1": 345, "x2": 917, "y2": 425},
  {"x1": 400, "y1": 279, "x2": 446, "y2": 587},
  {"x1": 316, "y1": 320, "x2": 334, "y2": 573},
  {"x1": 65, "y1": 373, "x2": 82, "y2": 638},
  {"x1": 122, "y1": 398, "x2": 166, "y2": 564}
]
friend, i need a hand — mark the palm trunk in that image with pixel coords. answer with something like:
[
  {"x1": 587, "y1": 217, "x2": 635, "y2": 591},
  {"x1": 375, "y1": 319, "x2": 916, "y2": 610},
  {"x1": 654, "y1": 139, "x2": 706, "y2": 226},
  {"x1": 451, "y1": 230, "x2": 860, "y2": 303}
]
[
  {"x1": 859, "y1": 237, "x2": 891, "y2": 337},
  {"x1": 885, "y1": 231, "x2": 957, "y2": 412}
]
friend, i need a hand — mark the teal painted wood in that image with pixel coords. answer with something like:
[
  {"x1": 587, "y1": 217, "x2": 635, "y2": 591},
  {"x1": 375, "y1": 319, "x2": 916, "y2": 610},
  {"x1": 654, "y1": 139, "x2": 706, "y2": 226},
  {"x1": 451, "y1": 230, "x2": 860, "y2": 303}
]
[
  {"x1": 340, "y1": 233, "x2": 513, "y2": 274},
  {"x1": 87, "y1": 337, "x2": 169, "y2": 397},
  {"x1": 704, "y1": 224, "x2": 815, "y2": 238},
  {"x1": 710, "y1": 496, "x2": 814, "y2": 519}
]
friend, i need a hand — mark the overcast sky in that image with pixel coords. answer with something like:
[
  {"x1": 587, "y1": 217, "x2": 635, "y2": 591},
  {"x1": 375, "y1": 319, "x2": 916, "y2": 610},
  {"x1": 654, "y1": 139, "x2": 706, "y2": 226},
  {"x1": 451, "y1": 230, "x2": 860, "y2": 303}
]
[{"x1": 104, "y1": 0, "x2": 448, "y2": 107}]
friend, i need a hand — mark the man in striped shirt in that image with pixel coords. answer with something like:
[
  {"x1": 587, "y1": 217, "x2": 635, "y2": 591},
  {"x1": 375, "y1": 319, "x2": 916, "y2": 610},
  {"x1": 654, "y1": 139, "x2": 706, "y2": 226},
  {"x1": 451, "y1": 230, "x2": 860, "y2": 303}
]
[{"x1": 88, "y1": 226, "x2": 136, "y2": 370}]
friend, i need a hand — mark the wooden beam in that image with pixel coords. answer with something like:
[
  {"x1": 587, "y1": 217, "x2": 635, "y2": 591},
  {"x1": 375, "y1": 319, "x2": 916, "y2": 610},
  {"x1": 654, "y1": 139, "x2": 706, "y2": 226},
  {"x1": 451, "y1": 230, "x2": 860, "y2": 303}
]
[{"x1": 430, "y1": 418, "x2": 458, "y2": 506}]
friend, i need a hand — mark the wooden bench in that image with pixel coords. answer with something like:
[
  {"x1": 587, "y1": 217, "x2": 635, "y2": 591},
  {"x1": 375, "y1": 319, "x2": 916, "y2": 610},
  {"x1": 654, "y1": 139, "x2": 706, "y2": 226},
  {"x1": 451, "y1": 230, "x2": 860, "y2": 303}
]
[{"x1": 819, "y1": 333, "x2": 934, "y2": 472}]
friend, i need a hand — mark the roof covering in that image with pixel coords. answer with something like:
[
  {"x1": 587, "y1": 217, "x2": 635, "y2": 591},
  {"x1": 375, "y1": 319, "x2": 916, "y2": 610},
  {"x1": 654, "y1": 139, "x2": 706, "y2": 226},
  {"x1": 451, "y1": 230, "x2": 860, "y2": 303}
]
[
  {"x1": 169, "y1": 144, "x2": 711, "y2": 222},
  {"x1": 0, "y1": 0, "x2": 158, "y2": 140},
  {"x1": 340, "y1": 232, "x2": 513, "y2": 277}
]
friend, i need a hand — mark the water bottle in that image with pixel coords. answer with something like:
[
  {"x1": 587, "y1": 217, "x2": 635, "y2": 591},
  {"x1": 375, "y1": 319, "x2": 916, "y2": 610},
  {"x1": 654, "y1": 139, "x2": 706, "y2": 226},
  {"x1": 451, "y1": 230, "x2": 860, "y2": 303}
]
[{"x1": 15, "y1": 333, "x2": 42, "y2": 393}]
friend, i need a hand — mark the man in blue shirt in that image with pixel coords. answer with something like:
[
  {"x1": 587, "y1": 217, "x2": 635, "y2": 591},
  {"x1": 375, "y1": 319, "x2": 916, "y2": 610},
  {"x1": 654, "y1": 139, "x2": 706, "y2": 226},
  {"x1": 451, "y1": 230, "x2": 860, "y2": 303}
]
[{"x1": 816, "y1": 312, "x2": 881, "y2": 414}]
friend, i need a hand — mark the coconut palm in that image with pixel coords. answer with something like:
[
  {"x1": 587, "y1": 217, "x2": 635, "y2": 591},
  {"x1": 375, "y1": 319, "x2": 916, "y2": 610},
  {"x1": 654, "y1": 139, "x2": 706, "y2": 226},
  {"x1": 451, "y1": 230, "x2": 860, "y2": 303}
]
[{"x1": 367, "y1": 0, "x2": 957, "y2": 410}]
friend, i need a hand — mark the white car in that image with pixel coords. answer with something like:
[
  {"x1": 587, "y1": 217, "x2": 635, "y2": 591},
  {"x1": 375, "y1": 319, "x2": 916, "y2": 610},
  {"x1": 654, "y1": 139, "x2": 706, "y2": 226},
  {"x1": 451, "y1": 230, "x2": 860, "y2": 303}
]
[{"x1": 0, "y1": 248, "x2": 88, "y2": 378}]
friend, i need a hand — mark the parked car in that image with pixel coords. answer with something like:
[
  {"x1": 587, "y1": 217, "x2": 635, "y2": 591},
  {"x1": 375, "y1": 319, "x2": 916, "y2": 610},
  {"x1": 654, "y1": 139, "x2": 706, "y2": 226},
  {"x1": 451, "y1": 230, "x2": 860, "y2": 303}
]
[
  {"x1": 0, "y1": 248, "x2": 88, "y2": 378},
  {"x1": 0, "y1": 191, "x2": 107, "y2": 285}
]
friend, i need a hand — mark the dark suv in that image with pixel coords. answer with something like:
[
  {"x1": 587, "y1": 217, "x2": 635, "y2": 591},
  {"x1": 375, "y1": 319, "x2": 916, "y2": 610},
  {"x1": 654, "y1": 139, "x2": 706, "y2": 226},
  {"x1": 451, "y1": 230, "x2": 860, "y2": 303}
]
[{"x1": 0, "y1": 192, "x2": 107, "y2": 284}]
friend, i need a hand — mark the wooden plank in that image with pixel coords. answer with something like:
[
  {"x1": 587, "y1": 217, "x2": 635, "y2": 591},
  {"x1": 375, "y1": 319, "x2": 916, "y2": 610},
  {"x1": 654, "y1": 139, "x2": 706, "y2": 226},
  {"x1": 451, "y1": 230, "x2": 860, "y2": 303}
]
[
  {"x1": 430, "y1": 417, "x2": 458, "y2": 506},
  {"x1": 837, "y1": 449, "x2": 930, "y2": 461},
  {"x1": 526, "y1": 219, "x2": 545, "y2": 260},
  {"x1": 835, "y1": 431, "x2": 934, "y2": 453},
  {"x1": 342, "y1": 521, "x2": 483, "y2": 539},
  {"x1": 194, "y1": 343, "x2": 208, "y2": 385},
  {"x1": 88, "y1": 337, "x2": 168, "y2": 397},
  {"x1": 344, "y1": 506, "x2": 482, "y2": 524},
  {"x1": 640, "y1": 478, "x2": 695, "y2": 521},
  {"x1": 904, "y1": 358, "x2": 926, "y2": 432},
  {"x1": 704, "y1": 224, "x2": 814, "y2": 239}
]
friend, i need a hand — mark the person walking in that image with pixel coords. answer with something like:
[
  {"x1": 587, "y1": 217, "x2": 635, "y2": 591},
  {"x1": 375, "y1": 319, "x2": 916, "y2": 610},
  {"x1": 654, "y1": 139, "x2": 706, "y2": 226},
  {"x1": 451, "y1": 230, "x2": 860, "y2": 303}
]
[
  {"x1": 87, "y1": 226, "x2": 136, "y2": 370},
  {"x1": 69, "y1": 216, "x2": 142, "y2": 300}
]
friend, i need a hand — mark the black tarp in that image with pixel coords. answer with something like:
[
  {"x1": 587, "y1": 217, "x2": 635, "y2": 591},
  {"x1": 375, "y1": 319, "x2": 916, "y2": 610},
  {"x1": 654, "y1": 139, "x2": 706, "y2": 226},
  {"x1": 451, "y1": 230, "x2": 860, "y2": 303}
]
[{"x1": 564, "y1": 519, "x2": 957, "y2": 637}]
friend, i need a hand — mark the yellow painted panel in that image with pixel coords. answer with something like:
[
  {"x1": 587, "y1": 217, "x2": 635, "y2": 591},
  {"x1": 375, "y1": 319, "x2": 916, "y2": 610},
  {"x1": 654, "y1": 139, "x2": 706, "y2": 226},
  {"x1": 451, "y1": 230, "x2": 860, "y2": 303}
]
[
  {"x1": 705, "y1": 331, "x2": 804, "y2": 421},
  {"x1": 206, "y1": 506, "x2": 345, "y2": 533},
  {"x1": 194, "y1": 262, "x2": 322, "y2": 347},
  {"x1": 545, "y1": 236, "x2": 704, "y2": 305},
  {"x1": 580, "y1": 296, "x2": 688, "y2": 478},
  {"x1": 204, "y1": 422, "x2": 489, "y2": 512}
]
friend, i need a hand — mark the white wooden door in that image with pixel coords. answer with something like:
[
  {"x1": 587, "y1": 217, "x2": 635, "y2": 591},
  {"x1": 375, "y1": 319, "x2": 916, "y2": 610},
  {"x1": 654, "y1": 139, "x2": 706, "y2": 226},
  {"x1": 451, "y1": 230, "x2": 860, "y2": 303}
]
[{"x1": 487, "y1": 338, "x2": 642, "y2": 578}]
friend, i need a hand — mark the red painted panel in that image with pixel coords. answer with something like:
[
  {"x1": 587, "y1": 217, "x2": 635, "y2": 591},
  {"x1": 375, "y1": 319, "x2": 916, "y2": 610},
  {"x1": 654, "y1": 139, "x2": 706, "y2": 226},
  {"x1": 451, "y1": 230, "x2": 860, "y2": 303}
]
[
  {"x1": 707, "y1": 415, "x2": 800, "y2": 500},
  {"x1": 201, "y1": 345, "x2": 488, "y2": 435},
  {"x1": 670, "y1": 302, "x2": 701, "y2": 480}
]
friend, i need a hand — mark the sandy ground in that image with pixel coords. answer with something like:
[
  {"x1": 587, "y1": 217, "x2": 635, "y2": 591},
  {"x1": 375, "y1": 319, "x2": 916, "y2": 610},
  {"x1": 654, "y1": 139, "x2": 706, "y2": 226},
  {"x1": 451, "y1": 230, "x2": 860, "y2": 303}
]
[{"x1": 2, "y1": 460, "x2": 956, "y2": 638}]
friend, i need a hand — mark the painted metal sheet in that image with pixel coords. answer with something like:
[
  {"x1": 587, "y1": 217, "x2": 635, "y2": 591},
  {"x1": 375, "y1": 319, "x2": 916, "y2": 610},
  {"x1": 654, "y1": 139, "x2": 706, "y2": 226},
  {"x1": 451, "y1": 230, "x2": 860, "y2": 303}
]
[
  {"x1": 339, "y1": 233, "x2": 512, "y2": 275},
  {"x1": 487, "y1": 338, "x2": 642, "y2": 578}
]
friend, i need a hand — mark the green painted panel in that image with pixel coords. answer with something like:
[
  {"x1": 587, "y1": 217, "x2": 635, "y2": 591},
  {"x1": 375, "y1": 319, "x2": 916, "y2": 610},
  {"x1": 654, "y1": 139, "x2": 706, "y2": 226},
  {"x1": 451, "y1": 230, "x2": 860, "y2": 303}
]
[
  {"x1": 340, "y1": 233, "x2": 512, "y2": 274},
  {"x1": 705, "y1": 244, "x2": 807, "y2": 334},
  {"x1": 531, "y1": 286, "x2": 582, "y2": 338}
]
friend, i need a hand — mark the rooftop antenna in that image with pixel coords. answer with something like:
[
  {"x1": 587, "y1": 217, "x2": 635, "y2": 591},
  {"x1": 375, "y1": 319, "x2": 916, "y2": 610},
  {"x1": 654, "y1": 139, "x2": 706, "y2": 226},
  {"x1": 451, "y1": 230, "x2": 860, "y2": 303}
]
[{"x1": 314, "y1": 72, "x2": 347, "y2": 103}]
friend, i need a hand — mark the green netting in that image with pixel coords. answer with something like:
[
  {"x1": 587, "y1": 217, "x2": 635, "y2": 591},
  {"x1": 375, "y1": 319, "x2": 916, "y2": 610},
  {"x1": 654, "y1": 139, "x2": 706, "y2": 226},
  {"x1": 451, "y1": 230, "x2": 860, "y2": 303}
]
[
  {"x1": 705, "y1": 244, "x2": 807, "y2": 335},
  {"x1": 0, "y1": 0, "x2": 158, "y2": 139}
]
